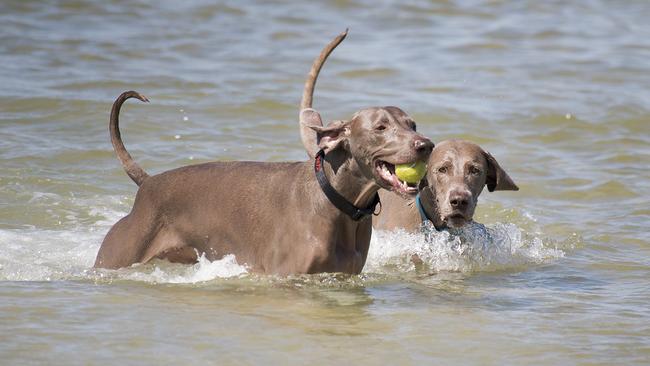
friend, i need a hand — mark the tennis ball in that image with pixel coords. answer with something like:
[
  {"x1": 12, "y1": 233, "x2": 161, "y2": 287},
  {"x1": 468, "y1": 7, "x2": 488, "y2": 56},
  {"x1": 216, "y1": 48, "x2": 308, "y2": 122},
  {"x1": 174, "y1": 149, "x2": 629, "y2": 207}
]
[{"x1": 395, "y1": 161, "x2": 426, "y2": 184}]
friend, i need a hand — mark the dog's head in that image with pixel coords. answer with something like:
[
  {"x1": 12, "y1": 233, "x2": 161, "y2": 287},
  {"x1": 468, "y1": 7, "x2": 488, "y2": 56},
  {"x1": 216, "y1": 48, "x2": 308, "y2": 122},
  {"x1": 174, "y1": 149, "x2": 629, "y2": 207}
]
[
  {"x1": 419, "y1": 139, "x2": 518, "y2": 229},
  {"x1": 299, "y1": 31, "x2": 432, "y2": 197},
  {"x1": 303, "y1": 107, "x2": 433, "y2": 197}
]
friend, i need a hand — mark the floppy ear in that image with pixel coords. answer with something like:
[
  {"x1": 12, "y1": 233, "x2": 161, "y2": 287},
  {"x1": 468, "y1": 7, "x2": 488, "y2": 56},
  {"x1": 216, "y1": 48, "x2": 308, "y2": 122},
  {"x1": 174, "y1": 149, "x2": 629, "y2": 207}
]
[
  {"x1": 419, "y1": 184, "x2": 435, "y2": 202},
  {"x1": 299, "y1": 108, "x2": 324, "y2": 158},
  {"x1": 484, "y1": 151, "x2": 519, "y2": 192},
  {"x1": 309, "y1": 119, "x2": 350, "y2": 154},
  {"x1": 418, "y1": 177, "x2": 429, "y2": 191}
]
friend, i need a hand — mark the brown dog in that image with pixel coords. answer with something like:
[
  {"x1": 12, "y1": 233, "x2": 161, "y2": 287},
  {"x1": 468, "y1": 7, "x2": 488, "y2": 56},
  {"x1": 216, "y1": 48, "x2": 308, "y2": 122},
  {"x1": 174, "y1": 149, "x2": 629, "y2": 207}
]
[
  {"x1": 94, "y1": 31, "x2": 433, "y2": 275},
  {"x1": 373, "y1": 139, "x2": 518, "y2": 232}
]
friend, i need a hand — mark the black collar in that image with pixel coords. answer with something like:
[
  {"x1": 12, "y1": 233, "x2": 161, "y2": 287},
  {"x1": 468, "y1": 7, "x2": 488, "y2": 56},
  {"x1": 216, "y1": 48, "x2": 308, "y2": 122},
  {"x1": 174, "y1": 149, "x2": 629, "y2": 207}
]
[{"x1": 314, "y1": 149, "x2": 380, "y2": 221}]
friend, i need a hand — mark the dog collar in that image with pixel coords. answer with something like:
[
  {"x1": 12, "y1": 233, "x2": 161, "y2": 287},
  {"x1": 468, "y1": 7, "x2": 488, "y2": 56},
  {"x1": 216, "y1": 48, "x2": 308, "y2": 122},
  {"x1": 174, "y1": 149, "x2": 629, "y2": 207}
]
[
  {"x1": 417, "y1": 192, "x2": 448, "y2": 237},
  {"x1": 416, "y1": 192, "x2": 443, "y2": 242},
  {"x1": 415, "y1": 193, "x2": 433, "y2": 224},
  {"x1": 314, "y1": 149, "x2": 380, "y2": 221}
]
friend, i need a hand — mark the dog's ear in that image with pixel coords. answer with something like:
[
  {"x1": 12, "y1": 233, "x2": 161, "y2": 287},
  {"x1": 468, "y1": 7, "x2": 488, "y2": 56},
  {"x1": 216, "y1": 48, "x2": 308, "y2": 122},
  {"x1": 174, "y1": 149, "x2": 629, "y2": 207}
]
[
  {"x1": 309, "y1": 119, "x2": 350, "y2": 154},
  {"x1": 484, "y1": 151, "x2": 519, "y2": 192},
  {"x1": 419, "y1": 184, "x2": 435, "y2": 201},
  {"x1": 300, "y1": 108, "x2": 325, "y2": 158},
  {"x1": 418, "y1": 177, "x2": 429, "y2": 191}
]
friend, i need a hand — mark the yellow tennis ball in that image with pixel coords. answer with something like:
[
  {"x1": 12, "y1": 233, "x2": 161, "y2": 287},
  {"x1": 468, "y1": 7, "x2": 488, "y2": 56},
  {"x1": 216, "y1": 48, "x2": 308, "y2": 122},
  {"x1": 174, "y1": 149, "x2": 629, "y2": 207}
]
[{"x1": 395, "y1": 161, "x2": 426, "y2": 184}]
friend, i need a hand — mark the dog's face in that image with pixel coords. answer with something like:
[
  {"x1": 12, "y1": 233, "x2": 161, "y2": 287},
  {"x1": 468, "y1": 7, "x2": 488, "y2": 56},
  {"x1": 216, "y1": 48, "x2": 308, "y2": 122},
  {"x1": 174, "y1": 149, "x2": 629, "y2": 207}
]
[
  {"x1": 421, "y1": 140, "x2": 518, "y2": 229},
  {"x1": 313, "y1": 107, "x2": 433, "y2": 197}
]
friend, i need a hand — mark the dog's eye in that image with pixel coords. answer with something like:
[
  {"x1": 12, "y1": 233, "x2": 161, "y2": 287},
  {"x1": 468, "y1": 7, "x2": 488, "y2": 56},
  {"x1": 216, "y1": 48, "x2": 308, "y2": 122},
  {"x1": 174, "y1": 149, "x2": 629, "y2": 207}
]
[
  {"x1": 438, "y1": 166, "x2": 448, "y2": 174},
  {"x1": 375, "y1": 124, "x2": 387, "y2": 131},
  {"x1": 469, "y1": 166, "x2": 481, "y2": 175}
]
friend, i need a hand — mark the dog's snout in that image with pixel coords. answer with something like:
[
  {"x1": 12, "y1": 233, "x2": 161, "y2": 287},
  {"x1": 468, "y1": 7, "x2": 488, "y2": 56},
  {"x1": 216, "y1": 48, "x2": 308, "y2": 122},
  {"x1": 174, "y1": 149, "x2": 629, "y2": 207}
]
[
  {"x1": 413, "y1": 138, "x2": 434, "y2": 155},
  {"x1": 449, "y1": 190, "x2": 470, "y2": 209}
]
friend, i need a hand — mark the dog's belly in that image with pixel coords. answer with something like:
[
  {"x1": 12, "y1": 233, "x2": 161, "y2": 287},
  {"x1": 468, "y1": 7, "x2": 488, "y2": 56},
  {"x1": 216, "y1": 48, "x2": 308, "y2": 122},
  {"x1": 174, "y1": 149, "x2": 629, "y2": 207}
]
[{"x1": 143, "y1": 160, "x2": 325, "y2": 273}]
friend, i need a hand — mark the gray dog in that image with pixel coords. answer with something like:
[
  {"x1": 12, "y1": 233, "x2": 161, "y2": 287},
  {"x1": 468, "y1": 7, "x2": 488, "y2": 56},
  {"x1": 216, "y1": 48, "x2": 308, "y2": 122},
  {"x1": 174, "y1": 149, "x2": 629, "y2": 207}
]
[
  {"x1": 373, "y1": 139, "x2": 518, "y2": 232},
  {"x1": 94, "y1": 31, "x2": 433, "y2": 275}
]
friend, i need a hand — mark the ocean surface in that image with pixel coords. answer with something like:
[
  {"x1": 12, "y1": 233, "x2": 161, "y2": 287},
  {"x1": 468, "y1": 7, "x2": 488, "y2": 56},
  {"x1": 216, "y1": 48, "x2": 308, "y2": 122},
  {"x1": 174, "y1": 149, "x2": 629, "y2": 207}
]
[{"x1": 1, "y1": 1, "x2": 649, "y2": 364}]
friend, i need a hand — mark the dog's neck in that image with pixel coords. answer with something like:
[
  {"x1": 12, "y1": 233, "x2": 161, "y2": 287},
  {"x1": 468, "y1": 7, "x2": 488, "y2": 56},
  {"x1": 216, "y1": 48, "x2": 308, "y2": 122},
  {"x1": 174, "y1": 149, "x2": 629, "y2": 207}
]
[
  {"x1": 418, "y1": 187, "x2": 445, "y2": 230},
  {"x1": 321, "y1": 150, "x2": 379, "y2": 211}
]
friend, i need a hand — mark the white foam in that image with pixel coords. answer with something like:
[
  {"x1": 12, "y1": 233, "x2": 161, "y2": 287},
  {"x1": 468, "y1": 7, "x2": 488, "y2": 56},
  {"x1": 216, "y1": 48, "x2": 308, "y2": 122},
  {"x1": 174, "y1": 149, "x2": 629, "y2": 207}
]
[
  {"x1": 0, "y1": 228, "x2": 100, "y2": 281},
  {"x1": 365, "y1": 221, "x2": 564, "y2": 274},
  {"x1": 0, "y1": 195, "x2": 132, "y2": 281},
  {"x1": 1, "y1": 191, "x2": 561, "y2": 282},
  {"x1": 0, "y1": 190, "x2": 252, "y2": 283},
  {"x1": 121, "y1": 254, "x2": 248, "y2": 284},
  {"x1": 0, "y1": 223, "x2": 249, "y2": 283}
]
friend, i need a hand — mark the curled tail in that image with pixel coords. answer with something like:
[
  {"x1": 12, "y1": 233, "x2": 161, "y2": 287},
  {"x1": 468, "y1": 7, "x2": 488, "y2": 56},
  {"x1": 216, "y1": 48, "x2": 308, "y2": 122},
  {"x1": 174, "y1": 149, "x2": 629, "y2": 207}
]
[
  {"x1": 299, "y1": 29, "x2": 348, "y2": 158},
  {"x1": 109, "y1": 91, "x2": 150, "y2": 186},
  {"x1": 300, "y1": 29, "x2": 348, "y2": 111}
]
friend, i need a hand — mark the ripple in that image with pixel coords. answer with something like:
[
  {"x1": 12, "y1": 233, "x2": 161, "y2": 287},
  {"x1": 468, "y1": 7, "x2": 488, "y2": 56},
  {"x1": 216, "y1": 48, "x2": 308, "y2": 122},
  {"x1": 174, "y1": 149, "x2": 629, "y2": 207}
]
[
  {"x1": 338, "y1": 68, "x2": 399, "y2": 79},
  {"x1": 558, "y1": 181, "x2": 638, "y2": 201}
]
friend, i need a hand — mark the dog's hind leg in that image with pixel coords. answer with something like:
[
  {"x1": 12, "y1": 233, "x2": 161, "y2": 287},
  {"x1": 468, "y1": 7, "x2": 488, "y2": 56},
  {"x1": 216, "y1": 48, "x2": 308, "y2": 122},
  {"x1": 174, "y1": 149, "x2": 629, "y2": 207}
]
[
  {"x1": 141, "y1": 228, "x2": 198, "y2": 265},
  {"x1": 93, "y1": 210, "x2": 159, "y2": 269}
]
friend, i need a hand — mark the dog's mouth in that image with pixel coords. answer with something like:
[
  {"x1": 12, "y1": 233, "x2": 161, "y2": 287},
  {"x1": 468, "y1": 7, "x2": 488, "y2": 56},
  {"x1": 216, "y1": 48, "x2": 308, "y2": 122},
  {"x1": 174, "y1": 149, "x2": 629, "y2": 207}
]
[
  {"x1": 443, "y1": 213, "x2": 470, "y2": 228},
  {"x1": 375, "y1": 160, "x2": 419, "y2": 196}
]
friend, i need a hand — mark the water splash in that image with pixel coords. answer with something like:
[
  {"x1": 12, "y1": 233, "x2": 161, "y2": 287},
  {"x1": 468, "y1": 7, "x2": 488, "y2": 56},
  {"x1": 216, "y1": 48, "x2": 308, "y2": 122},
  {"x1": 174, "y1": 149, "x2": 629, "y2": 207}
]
[
  {"x1": 1, "y1": 192, "x2": 562, "y2": 283},
  {"x1": 118, "y1": 254, "x2": 248, "y2": 284},
  {"x1": 0, "y1": 228, "x2": 99, "y2": 281},
  {"x1": 0, "y1": 194, "x2": 251, "y2": 283},
  {"x1": 365, "y1": 221, "x2": 565, "y2": 274}
]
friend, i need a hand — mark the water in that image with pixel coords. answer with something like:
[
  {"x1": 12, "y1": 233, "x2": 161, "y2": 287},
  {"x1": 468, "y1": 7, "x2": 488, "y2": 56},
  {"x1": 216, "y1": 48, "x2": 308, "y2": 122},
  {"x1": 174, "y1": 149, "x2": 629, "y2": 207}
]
[{"x1": 1, "y1": 0, "x2": 649, "y2": 364}]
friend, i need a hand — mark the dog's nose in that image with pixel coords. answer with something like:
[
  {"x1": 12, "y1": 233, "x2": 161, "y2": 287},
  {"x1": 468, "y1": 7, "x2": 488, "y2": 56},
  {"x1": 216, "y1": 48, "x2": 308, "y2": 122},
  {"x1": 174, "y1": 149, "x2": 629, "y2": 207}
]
[
  {"x1": 413, "y1": 138, "x2": 434, "y2": 155},
  {"x1": 449, "y1": 191, "x2": 470, "y2": 209}
]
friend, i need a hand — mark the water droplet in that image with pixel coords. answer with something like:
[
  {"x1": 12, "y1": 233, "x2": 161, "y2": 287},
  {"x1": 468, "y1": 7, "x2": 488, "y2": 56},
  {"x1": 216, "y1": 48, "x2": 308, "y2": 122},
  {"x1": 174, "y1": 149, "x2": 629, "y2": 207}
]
[{"x1": 174, "y1": 135, "x2": 181, "y2": 139}]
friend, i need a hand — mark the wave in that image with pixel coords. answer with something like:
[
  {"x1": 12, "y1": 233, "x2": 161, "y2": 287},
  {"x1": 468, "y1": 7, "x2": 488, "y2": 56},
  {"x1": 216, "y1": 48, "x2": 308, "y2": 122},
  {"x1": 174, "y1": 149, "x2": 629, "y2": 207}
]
[
  {"x1": 365, "y1": 221, "x2": 565, "y2": 274},
  {"x1": 0, "y1": 198, "x2": 564, "y2": 283}
]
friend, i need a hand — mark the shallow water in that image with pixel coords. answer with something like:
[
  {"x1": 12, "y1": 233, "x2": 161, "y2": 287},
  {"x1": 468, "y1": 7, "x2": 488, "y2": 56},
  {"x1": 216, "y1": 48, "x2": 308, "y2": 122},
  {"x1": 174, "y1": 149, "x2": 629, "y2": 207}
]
[{"x1": 1, "y1": 0, "x2": 649, "y2": 364}]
